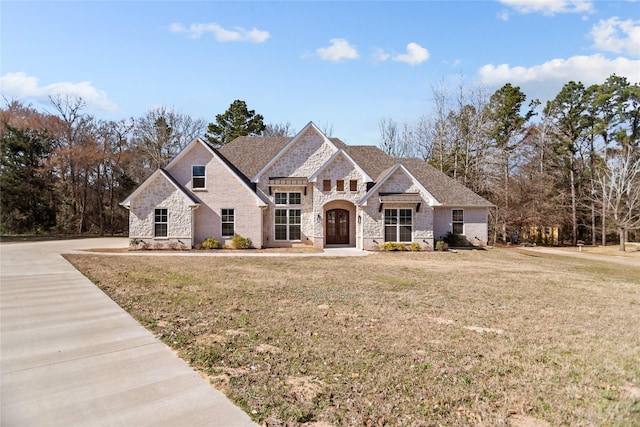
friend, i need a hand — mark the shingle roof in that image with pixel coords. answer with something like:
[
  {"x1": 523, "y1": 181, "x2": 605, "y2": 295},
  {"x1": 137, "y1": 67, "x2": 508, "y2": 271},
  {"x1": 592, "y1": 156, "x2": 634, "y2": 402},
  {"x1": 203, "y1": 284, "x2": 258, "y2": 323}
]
[
  {"x1": 218, "y1": 136, "x2": 290, "y2": 179},
  {"x1": 219, "y1": 135, "x2": 493, "y2": 208},
  {"x1": 400, "y1": 158, "x2": 494, "y2": 207}
]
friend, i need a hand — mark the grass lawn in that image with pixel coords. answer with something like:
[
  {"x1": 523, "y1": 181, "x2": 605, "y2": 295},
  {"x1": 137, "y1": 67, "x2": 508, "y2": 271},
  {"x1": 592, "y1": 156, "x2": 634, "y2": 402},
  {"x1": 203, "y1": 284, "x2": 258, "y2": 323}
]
[{"x1": 65, "y1": 248, "x2": 640, "y2": 426}]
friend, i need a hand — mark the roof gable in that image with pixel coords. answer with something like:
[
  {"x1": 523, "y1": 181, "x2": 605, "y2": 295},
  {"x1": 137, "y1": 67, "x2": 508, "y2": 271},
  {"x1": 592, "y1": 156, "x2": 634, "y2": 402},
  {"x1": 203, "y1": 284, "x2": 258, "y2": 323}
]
[
  {"x1": 308, "y1": 149, "x2": 372, "y2": 182},
  {"x1": 251, "y1": 122, "x2": 338, "y2": 182},
  {"x1": 124, "y1": 137, "x2": 268, "y2": 208},
  {"x1": 120, "y1": 169, "x2": 201, "y2": 208},
  {"x1": 165, "y1": 137, "x2": 215, "y2": 170},
  {"x1": 359, "y1": 163, "x2": 440, "y2": 207}
]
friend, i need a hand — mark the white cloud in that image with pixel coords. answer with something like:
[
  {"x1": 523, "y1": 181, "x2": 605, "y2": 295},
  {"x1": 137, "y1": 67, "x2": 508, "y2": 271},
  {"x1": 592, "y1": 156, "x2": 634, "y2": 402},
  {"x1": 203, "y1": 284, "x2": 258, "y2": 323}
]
[
  {"x1": 590, "y1": 17, "x2": 640, "y2": 57},
  {"x1": 477, "y1": 54, "x2": 640, "y2": 101},
  {"x1": 371, "y1": 47, "x2": 391, "y2": 62},
  {"x1": 497, "y1": 9, "x2": 511, "y2": 21},
  {"x1": 316, "y1": 39, "x2": 359, "y2": 62},
  {"x1": 498, "y1": 0, "x2": 594, "y2": 15},
  {"x1": 0, "y1": 72, "x2": 118, "y2": 112},
  {"x1": 169, "y1": 22, "x2": 270, "y2": 43},
  {"x1": 392, "y1": 42, "x2": 429, "y2": 66}
]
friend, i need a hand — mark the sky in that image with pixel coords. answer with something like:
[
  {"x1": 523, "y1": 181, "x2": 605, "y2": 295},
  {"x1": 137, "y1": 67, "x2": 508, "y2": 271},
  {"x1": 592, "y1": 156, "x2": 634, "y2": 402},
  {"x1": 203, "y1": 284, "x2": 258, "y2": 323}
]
[{"x1": 1, "y1": 0, "x2": 639, "y2": 145}]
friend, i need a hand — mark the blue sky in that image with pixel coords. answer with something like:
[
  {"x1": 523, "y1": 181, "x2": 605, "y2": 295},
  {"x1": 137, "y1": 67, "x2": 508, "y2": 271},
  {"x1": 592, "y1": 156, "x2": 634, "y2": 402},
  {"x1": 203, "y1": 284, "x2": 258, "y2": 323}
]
[{"x1": 2, "y1": 1, "x2": 639, "y2": 144}]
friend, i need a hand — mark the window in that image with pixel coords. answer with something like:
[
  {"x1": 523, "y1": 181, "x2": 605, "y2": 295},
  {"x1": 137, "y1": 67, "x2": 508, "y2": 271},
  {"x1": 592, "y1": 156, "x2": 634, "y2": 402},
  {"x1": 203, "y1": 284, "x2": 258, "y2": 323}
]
[
  {"x1": 275, "y1": 192, "x2": 301, "y2": 205},
  {"x1": 275, "y1": 192, "x2": 287, "y2": 204},
  {"x1": 384, "y1": 208, "x2": 412, "y2": 242},
  {"x1": 221, "y1": 209, "x2": 235, "y2": 237},
  {"x1": 275, "y1": 209, "x2": 301, "y2": 240},
  {"x1": 350, "y1": 180, "x2": 358, "y2": 192},
  {"x1": 323, "y1": 180, "x2": 331, "y2": 191},
  {"x1": 336, "y1": 180, "x2": 344, "y2": 192},
  {"x1": 192, "y1": 165, "x2": 205, "y2": 189},
  {"x1": 154, "y1": 208, "x2": 168, "y2": 238},
  {"x1": 452, "y1": 209, "x2": 464, "y2": 235}
]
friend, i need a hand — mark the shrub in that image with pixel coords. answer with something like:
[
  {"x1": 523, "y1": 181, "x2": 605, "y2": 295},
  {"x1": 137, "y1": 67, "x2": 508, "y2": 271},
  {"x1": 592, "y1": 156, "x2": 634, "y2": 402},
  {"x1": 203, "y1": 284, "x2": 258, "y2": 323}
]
[
  {"x1": 231, "y1": 234, "x2": 252, "y2": 249},
  {"x1": 381, "y1": 242, "x2": 405, "y2": 251},
  {"x1": 435, "y1": 240, "x2": 448, "y2": 251},
  {"x1": 409, "y1": 242, "x2": 421, "y2": 252},
  {"x1": 202, "y1": 237, "x2": 221, "y2": 249},
  {"x1": 443, "y1": 232, "x2": 462, "y2": 246}
]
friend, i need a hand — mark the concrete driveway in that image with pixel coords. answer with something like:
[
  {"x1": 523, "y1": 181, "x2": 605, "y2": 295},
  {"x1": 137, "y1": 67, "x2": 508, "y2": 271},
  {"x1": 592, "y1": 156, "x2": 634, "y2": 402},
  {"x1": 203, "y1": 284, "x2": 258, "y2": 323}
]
[{"x1": 1, "y1": 238, "x2": 257, "y2": 427}]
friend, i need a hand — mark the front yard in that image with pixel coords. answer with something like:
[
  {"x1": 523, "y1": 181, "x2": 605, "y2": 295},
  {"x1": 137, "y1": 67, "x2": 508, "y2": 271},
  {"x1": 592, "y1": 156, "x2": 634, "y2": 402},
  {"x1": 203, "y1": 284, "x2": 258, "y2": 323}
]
[{"x1": 66, "y1": 248, "x2": 640, "y2": 426}]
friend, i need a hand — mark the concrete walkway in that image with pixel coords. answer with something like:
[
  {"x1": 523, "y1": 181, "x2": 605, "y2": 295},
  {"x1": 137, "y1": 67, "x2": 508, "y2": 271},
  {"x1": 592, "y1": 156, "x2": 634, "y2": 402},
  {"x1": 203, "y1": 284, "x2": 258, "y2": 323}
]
[{"x1": 1, "y1": 238, "x2": 258, "y2": 427}]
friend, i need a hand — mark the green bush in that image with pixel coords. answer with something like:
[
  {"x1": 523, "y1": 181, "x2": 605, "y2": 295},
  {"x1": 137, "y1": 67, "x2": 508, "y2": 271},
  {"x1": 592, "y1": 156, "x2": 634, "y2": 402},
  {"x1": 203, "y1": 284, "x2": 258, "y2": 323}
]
[
  {"x1": 435, "y1": 240, "x2": 448, "y2": 251},
  {"x1": 381, "y1": 242, "x2": 406, "y2": 251},
  {"x1": 202, "y1": 237, "x2": 221, "y2": 249},
  {"x1": 231, "y1": 234, "x2": 252, "y2": 249},
  {"x1": 409, "y1": 242, "x2": 421, "y2": 252}
]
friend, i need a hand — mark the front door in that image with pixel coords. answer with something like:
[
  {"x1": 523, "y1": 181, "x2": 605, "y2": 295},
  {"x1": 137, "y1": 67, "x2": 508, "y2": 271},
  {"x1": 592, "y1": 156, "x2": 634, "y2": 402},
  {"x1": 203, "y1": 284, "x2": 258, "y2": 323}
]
[{"x1": 326, "y1": 209, "x2": 349, "y2": 245}]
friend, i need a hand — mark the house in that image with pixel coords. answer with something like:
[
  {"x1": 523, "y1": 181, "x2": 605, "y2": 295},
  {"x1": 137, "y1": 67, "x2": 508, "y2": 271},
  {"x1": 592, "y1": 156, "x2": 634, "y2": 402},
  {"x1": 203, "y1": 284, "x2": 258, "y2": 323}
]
[
  {"x1": 522, "y1": 226, "x2": 559, "y2": 246},
  {"x1": 120, "y1": 122, "x2": 493, "y2": 250}
]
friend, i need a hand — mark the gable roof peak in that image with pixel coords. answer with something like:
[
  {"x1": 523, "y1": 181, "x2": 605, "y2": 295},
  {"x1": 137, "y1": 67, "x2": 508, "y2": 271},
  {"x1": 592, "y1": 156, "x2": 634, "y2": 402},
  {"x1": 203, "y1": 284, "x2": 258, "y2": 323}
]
[{"x1": 251, "y1": 121, "x2": 339, "y2": 182}]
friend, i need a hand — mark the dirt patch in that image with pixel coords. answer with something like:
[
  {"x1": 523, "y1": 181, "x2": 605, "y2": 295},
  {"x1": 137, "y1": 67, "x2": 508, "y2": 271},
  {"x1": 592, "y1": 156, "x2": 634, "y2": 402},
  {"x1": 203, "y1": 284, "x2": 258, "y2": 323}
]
[
  {"x1": 255, "y1": 343, "x2": 281, "y2": 354},
  {"x1": 285, "y1": 376, "x2": 325, "y2": 403},
  {"x1": 509, "y1": 414, "x2": 551, "y2": 427}
]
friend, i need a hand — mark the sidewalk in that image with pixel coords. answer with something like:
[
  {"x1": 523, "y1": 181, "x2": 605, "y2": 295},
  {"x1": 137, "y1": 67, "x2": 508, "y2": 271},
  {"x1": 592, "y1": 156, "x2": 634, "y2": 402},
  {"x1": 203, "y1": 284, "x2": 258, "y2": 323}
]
[{"x1": 1, "y1": 238, "x2": 258, "y2": 427}]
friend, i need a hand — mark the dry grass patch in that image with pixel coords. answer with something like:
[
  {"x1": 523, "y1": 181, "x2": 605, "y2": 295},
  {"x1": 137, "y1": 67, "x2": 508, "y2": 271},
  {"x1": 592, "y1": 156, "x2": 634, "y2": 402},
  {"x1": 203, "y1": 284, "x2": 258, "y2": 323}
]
[{"x1": 66, "y1": 249, "x2": 640, "y2": 426}]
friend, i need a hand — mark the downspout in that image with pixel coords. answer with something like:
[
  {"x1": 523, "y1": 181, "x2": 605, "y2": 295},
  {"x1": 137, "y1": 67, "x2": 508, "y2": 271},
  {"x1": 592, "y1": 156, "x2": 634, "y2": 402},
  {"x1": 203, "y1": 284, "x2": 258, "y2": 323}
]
[{"x1": 358, "y1": 206, "x2": 364, "y2": 250}]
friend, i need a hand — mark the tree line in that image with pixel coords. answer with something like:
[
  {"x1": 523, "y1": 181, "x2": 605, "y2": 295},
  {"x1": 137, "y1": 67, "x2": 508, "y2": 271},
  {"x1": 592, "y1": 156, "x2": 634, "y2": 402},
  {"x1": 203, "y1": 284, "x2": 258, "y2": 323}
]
[
  {"x1": 0, "y1": 98, "x2": 277, "y2": 236},
  {"x1": 379, "y1": 75, "x2": 639, "y2": 250},
  {"x1": 1, "y1": 75, "x2": 638, "y2": 250}
]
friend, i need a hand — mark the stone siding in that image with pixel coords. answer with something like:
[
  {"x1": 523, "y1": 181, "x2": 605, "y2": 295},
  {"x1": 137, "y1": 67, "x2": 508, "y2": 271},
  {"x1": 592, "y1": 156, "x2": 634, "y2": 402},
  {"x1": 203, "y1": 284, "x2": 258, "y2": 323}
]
[
  {"x1": 258, "y1": 127, "x2": 337, "y2": 181},
  {"x1": 361, "y1": 167, "x2": 435, "y2": 250},
  {"x1": 258, "y1": 127, "x2": 339, "y2": 247},
  {"x1": 128, "y1": 173, "x2": 193, "y2": 249}
]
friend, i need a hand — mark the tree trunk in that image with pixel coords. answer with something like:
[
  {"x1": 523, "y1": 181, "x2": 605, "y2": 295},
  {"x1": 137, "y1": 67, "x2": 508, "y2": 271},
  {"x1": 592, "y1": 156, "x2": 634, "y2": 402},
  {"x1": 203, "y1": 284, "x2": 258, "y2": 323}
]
[
  {"x1": 570, "y1": 165, "x2": 578, "y2": 245},
  {"x1": 591, "y1": 203, "x2": 596, "y2": 246},
  {"x1": 619, "y1": 228, "x2": 626, "y2": 252},
  {"x1": 601, "y1": 203, "x2": 607, "y2": 246}
]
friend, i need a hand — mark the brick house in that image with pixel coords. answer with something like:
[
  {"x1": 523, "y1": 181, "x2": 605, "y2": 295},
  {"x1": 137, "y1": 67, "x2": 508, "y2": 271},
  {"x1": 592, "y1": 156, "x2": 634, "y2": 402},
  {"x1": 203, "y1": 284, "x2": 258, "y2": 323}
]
[{"x1": 121, "y1": 122, "x2": 493, "y2": 250}]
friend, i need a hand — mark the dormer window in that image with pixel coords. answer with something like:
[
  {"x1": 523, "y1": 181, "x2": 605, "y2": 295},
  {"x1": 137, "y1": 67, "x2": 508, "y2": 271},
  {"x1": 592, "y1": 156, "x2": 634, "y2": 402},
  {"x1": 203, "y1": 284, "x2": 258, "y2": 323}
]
[{"x1": 192, "y1": 165, "x2": 205, "y2": 189}]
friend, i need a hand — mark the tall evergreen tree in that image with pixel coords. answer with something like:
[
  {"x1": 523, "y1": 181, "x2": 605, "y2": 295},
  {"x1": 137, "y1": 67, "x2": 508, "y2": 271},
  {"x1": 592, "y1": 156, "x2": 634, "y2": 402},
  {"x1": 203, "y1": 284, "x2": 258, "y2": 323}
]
[
  {"x1": 205, "y1": 100, "x2": 265, "y2": 146},
  {"x1": 0, "y1": 124, "x2": 57, "y2": 233},
  {"x1": 485, "y1": 83, "x2": 536, "y2": 243}
]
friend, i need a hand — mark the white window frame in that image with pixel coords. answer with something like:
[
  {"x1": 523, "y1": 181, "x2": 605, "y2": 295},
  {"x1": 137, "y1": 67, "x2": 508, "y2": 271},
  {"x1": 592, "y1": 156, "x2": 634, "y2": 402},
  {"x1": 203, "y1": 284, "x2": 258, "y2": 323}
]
[
  {"x1": 154, "y1": 208, "x2": 168, "y2": 238},
  {"x1": 192, "y1": 165, "x2": 206, "y2": 189},
  {"x1": 452, "y1": 209, "x2": 464, "y2": 235},
  {"x1": 274, "y1": 192, "x2": 301, "y2": 205},
  {"x1": 274, "y1": 208, "x2": 301, "y2": 241},
  {"x1": 221, "y1": 208, "x2": 235, "y2": 237},
  {"x1": 384, "y1": 208, "x2": 413, "y2": 242}
]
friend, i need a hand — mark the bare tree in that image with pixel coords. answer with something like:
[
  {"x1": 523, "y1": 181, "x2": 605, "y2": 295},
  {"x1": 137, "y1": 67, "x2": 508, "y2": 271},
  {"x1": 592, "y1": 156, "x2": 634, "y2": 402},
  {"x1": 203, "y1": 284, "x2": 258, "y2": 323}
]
[
  {"x1": 379, "y1": 117, "x2": 400, "y2": 157},
  {"x1": 263, "y1": 122, "x2": 294, "y2": 137},
  {"x1": 592, "y1": 148, "x2": 640, "y2": 251},
  {"x1": 133, "y1": 106, "x2": 206, "y2": 169}
]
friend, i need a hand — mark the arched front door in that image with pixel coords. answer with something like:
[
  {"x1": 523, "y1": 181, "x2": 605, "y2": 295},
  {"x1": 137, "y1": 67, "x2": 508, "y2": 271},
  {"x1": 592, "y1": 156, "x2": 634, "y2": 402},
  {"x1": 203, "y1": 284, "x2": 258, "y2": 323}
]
[{"x1": 326, "y1": 209, "x2": 349, "y2": 245}]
